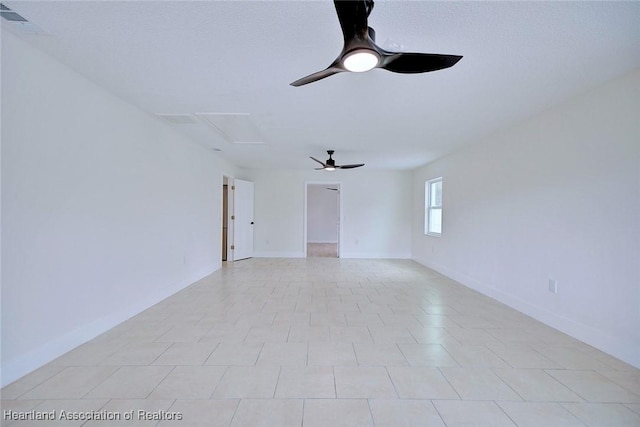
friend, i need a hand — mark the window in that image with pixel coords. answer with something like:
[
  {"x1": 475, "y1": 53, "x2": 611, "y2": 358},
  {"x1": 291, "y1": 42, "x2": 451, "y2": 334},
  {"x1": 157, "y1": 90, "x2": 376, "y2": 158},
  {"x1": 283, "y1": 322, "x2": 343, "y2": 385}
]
[{"x1": 425, "y1": 177, "x2": 442, "y2": 236}]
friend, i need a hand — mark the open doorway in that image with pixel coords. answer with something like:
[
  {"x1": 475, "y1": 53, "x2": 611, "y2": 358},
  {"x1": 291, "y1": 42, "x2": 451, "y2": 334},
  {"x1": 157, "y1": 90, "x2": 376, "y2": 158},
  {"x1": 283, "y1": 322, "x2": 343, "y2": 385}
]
[
  {"x1": 222, "y1": 176, "x2": 232, "y2": 262},
  {"x1": 305, "y1": 182, "x2": 341, "y2": 258}
]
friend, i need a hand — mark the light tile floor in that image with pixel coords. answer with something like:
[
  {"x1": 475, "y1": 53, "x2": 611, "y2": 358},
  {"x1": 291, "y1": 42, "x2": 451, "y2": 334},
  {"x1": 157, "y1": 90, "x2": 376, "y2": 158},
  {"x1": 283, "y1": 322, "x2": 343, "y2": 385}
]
[
  {"x1": 306, "y1": 243, "x2": 338, "y2": 258},
  {"x1": 2, "y1": 258, "x2": 640, "y2": 426}
]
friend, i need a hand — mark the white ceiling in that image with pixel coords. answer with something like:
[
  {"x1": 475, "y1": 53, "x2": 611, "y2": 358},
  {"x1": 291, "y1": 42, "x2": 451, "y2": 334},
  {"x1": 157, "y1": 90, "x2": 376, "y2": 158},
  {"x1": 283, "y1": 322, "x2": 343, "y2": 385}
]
[{"x1": 4, "y1": 1, "x2": 639, "y2": 170}]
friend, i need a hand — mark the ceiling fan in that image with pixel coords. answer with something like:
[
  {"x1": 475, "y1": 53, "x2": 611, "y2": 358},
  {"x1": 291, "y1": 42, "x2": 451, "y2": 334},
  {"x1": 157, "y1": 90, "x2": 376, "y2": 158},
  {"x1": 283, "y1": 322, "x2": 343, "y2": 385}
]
[
  {"x1": 290, "y1": 0, "x2": 462, "y2": 87},
  {"x1": 311, "y1": 150, "x2": 364, "y2": 171}
]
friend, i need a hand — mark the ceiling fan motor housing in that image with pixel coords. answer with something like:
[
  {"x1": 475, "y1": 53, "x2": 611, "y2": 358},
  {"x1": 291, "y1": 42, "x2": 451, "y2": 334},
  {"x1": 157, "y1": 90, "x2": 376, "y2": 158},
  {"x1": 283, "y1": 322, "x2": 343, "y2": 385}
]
[{"x1": 326, "y1": 150, "x2": 336, "y2": 167}]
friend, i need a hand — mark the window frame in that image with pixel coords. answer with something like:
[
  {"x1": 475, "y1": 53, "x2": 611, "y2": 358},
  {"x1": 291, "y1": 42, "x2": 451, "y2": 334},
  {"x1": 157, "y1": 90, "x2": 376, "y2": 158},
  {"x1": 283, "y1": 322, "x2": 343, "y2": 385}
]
[{"x1": 424, "y1": 177, "x2": 443, "y2": 237}]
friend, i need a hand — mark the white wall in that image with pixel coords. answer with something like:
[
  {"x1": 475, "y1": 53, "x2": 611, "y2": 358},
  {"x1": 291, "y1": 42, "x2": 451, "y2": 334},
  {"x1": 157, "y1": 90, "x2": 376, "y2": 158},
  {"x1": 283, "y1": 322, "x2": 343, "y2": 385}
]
[
  {"x1": 307, "y1": 185, "x2": 339, "y2": 243},
  {"x1": 1, "y1": 30, "x2": 237, "y2": 385},
  {"x1": 411, "y1": 70, "x2": 640, "y2": 367},
  {"x1": 244, "y1": 169, "x2": 412, "y2": 259}
]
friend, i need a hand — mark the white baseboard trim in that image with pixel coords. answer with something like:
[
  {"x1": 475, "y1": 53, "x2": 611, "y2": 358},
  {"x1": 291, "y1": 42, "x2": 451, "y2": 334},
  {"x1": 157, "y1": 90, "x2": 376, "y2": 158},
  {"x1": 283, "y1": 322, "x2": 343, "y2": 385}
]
[
  {"x1": 413, "y1": 257, "x2": 640, "y2": 369},
  {"x1": 340, "y1": 252, "x2": 412, "y2": 259},
  {"x1": 252, "y1": 251, "x2": 305, "y2": 258},
  {"x1": 253, "y1": 251, "x2": 411, "y2": 259},
  {"x1": 1, "y1": 264, "x2": 218, "y2": 387}
]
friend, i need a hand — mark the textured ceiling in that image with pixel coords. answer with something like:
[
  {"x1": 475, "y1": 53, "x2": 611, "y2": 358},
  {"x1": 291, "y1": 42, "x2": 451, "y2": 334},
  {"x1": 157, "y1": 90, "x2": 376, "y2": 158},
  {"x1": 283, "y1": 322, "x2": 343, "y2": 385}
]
[{"x1": 3, "y1": 1, "x2": 639, "y2": 170}]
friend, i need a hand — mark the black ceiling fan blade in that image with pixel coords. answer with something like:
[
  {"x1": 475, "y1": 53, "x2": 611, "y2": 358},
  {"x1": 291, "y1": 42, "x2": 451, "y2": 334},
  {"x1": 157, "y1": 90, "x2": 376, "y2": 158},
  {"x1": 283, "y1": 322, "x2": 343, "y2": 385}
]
[
  {"x1": 291, "y1": 65, "x2": 344, "y2": 87},
  {"x1": 379, "y1": 52, "x2": 462, "y2": 74},
  {"x1": 334, "y1": 0, "x2": 372, "y2": 43},
  {"x1": 310, "y1": 156, "x2": 327, "y2": 167},
  {"x1": 337, "y1": 163, "x2": 365, "y2": 169}
]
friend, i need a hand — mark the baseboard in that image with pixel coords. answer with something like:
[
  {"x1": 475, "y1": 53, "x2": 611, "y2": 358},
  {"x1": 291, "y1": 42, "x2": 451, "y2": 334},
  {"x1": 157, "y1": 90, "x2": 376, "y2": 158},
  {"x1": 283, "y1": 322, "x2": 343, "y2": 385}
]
[
  {"x1": 0, "y1": 264, "x2": 218, "y2": 387},
  {"x1": 253, "y1": 251, "x2": 411, "y2": 259},
  {"x1": 340, "y1": 252, "x2": 412, "y2": 259},
  {"x1": 413, "y1": 257, "x2": 640, "y2": 369},
  {"x1": 252, "y1": 251, "x2": 305, "y2": 258},
  {"x1": 306, "y1": 241, "x2": 338, "y2": 244}
]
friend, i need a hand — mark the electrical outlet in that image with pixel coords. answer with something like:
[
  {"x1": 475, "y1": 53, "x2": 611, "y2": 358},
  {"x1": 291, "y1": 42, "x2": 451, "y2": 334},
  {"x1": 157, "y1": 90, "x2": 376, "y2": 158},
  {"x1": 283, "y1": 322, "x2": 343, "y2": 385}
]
[{"x1": 548, "y1": 279, "x2": 557, "y2": 294}]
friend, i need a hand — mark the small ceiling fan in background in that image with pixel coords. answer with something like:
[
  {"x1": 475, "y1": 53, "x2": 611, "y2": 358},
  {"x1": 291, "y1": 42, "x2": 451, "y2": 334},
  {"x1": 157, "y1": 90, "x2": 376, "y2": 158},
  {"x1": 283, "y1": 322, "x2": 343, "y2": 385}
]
[
  {"x1": 311, "y1": 150, "x2": 365, "y2": 171},
  {"x1": 291, "y1": 0, "x2": 462, "y2": 87}
]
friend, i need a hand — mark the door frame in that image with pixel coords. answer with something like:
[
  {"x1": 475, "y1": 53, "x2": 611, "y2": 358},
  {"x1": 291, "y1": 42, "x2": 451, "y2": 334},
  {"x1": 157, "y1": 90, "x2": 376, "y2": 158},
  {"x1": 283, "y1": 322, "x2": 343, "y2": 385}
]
[
  {"x1": 222, "y1": 174, "x2": 234, "y2": 262},
  {"x1": 304, "y1": 181, "x2": 343, "y2": 258}
]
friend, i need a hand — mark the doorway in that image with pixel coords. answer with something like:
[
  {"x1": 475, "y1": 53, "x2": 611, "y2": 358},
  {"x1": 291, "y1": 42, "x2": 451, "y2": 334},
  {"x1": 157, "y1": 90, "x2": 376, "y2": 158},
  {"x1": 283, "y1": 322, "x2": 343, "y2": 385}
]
[
  {"x1": 305, "y1": 182, "x2": 341, "y2": 258},
  {"x1": 222, "y1": 176, "x2": 232, "y2": 262}
]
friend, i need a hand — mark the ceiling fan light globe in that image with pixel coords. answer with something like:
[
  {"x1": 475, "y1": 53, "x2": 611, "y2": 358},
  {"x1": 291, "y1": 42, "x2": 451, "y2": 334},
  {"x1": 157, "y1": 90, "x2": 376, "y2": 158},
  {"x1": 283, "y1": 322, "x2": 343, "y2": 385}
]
[
  {"x1": 342, "y1": 49, "x2": 379, "y2": 72},
  {"x1": 325, "y1": 166, "x2": 336, "y2": 171}
]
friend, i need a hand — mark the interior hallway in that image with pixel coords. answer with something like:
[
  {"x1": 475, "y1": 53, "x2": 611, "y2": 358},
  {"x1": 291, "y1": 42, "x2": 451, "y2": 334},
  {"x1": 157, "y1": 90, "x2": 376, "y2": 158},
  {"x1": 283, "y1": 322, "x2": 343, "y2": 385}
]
[{"x1": 2, "y1": 258, "x2": 639, "y2": 426}]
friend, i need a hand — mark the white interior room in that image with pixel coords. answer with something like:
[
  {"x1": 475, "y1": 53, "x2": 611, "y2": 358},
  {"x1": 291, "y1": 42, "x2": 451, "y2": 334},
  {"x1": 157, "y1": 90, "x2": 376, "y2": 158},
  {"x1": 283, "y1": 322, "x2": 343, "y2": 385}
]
[{"x1": 1, "y1": 1, "x2": 639, "y2": 424}]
